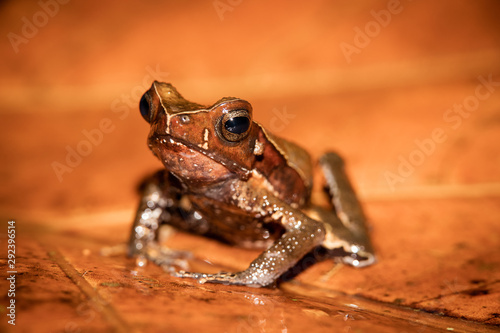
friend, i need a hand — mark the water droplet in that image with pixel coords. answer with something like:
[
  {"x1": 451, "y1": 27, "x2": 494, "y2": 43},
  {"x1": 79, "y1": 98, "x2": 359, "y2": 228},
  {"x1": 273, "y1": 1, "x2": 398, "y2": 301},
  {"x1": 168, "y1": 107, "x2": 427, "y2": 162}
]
[{"x1": 136, "y1": 255, "x2": 147, "y2": 267}]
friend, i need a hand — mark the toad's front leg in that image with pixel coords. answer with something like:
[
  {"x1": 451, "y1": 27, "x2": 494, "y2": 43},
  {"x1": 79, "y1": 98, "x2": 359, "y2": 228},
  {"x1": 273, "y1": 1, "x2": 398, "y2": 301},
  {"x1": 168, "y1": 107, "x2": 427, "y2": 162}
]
[
  {"x1": 176, "y1": 200, "x2": 326, "y2": 287},
  {"x1": 129, "y1": 170, "x2": 204, "y2": 271}
]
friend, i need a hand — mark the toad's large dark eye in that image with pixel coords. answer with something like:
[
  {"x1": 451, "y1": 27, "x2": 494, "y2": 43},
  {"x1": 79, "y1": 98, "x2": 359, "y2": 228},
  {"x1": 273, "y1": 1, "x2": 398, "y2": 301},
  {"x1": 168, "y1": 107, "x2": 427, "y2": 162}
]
[
  {"x1": 220, "y1": 110, "x2": 251, "y2": 142},
  {"x1": 225, "y1": 116, "x2": 249, "y2": 134},
  {"x1": 139, "y1": 93, "x2": 151, "y2": 122}
]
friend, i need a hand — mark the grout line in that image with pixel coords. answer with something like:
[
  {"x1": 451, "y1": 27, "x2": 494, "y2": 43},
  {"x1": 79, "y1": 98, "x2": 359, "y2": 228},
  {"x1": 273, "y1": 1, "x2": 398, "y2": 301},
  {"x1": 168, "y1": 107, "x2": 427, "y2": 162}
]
[
  {"x1": 1, "y1": 49, "x2": 499, "y2": 113},
  {"x1": 360, "y1": 182, "x2": 500, "y2": 201},
  {"x1": 45, "y1": 244, "x2": 133, "y2": 333},
  {"x1": 4, "y1": 183, "x2": 499, "y2": 228},
  {"x1": 411, "y1": 279, "x2": 500, "y2": 307}
]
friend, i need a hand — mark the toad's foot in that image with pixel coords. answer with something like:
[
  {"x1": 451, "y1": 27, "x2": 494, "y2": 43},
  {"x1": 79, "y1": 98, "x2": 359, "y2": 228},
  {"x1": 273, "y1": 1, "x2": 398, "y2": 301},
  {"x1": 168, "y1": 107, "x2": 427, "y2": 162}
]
[
  {"x1": 174, "y1": 270, "x2": 260, "y2": 286},
  {"x1": 136, "y1": 242, "x2": 193, "y2": 272}
]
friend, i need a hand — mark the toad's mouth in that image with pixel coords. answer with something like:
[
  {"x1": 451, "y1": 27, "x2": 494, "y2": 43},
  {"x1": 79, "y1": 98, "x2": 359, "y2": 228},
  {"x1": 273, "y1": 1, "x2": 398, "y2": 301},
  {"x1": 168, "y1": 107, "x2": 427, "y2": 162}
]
[{"x1": 150, "y1": 134, "x2": 252, "y2": 180}]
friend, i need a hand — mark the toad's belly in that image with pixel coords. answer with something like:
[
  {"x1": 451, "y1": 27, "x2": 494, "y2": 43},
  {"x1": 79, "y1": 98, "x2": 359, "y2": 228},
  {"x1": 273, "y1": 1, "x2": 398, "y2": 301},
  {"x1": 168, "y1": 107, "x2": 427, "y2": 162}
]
[{"x1": 189, "y1": 195, "x2": 283, "y2": 250}]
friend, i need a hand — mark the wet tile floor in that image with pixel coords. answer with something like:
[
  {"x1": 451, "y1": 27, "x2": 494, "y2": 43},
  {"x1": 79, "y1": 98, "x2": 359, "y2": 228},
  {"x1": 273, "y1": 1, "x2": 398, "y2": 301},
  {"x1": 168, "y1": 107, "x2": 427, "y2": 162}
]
[{"x1": 1, "y1": 1, "x2": 500, "y2": 332}]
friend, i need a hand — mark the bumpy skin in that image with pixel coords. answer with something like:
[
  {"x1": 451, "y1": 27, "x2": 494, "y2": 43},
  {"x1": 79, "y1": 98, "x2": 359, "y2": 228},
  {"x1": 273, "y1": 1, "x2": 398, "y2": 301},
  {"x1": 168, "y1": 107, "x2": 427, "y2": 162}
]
[{"x1": 128, "y1": 82, "x2": 375, "y2": 287}]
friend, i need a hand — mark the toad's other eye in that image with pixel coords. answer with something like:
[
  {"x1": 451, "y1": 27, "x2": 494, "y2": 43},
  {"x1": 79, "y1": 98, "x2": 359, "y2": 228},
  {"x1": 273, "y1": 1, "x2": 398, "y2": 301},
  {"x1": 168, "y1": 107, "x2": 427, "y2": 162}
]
[
  {"x1": 220, "y1": 110, "x2": 251, "y2": 142},
  {"x1": 139, "y1": 93, "x2": 151, "y2": 123}
]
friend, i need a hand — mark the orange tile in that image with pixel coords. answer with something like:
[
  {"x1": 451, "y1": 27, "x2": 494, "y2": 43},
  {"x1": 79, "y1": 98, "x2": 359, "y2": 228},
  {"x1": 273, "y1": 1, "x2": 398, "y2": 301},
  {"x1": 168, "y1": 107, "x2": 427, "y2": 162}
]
[{"x1": 1, "y1": 1, "x2": 500, "y2": 332}]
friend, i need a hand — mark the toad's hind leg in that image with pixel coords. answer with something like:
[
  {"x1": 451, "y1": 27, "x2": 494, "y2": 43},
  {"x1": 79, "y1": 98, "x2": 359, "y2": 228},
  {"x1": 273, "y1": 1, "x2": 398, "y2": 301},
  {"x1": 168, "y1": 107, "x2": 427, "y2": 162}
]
[{"x1": 318, "y1": 152, "x2": 376, "y2": 267}]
